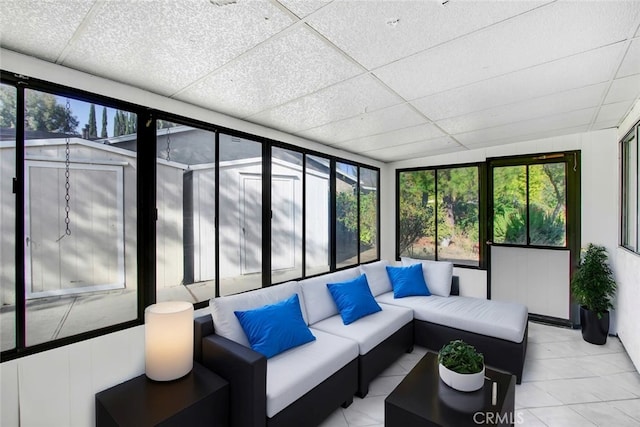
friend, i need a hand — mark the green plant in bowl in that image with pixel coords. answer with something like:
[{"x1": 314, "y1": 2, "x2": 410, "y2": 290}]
[{"x1": 438, "y1": 339, "x2": 484, "y2": 374}]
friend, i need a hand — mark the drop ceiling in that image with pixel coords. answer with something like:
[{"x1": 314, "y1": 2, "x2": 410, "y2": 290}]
[{"x1": 1, "y1": 0, "x2": 639, "y2": 162}]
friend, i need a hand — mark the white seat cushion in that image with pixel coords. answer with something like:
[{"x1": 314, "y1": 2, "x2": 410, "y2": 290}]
[
  {"x1": 376, "y1": 292, "x2": 528, "y2": 343},
  {"x1": 359, "y1": 260, "x2": 392, "y2": 296},
  {"x1": 401, "y1": 257, "x2": 453, "y2": 297},
  {"x1": 299, "y1": 267, "x2": 361, "y2": 325},
  {"x1": 266, "y1": 329, "x2": 358, "y2": 418},
  {"x1": 209, "y1": 281, "x2": 306, "y2": 347},
  {"x1": 311, "y1": 304, "x2": 413, "y2": 355}
]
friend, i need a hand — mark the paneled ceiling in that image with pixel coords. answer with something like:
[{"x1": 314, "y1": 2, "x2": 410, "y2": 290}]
[{"x1": 1, "y1": 0, "x2": 640, "y2": 162}]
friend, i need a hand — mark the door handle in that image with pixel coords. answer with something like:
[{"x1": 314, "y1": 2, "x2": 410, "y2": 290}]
[{"x1": 486, "y1": 241, "x2": 493, "y2": 245}]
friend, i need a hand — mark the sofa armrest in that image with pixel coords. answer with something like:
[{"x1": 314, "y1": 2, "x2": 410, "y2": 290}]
[
  {"x1": 194, "y1": 314, "x2": 214, "y2": 363},
  {"x1": 202, "y1": 333, "x2": 267, "y2": 427},
  {"x1": 451, "y1": 276, "x2": 460, "y2": 296}
]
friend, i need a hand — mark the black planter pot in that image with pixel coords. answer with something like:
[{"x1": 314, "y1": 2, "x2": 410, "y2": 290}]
[{"x1": 579, "y1": 306, "x2": 609, "y2": 345}]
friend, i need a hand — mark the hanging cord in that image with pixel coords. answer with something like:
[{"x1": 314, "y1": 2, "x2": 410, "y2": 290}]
[
  {"x1": 57, "y1": 99, "x2": 72, "y2": 241},
  {"x1": 166, "y1": 126, "x2": 171, "y2": 162}
]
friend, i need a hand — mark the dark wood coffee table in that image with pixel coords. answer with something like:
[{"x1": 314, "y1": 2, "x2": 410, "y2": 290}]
[{"x1": 385, "y1": 352, "x2": 516, "y2": 427}]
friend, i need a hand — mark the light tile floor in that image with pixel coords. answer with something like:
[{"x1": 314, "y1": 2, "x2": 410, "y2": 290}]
[{"x1": 319, "y1": 321, "x2": 640, "y2": 427}]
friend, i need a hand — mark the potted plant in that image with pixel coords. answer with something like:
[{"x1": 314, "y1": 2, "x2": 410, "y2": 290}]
[
  {"x1": 570, "y1": 243, "x2": 617, "y2": 345},
  {"x1": 438, "y1": 339, "x2": 485, "y2": 392}
]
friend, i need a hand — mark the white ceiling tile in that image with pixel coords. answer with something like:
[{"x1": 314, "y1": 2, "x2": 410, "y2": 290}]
[
  {"x1": 333, "y1": 123, "x2": 445, "y2": 153},
  {"x1": 62, "y1": 0, "x2": 294, "y2": 97},
  {"x1": 361, "y1": 137, "x2": 460, "y2": 163},
  {"x1": 436, "y1": 83, "x2": 607, "y2": 135},
  {"x1": 411, "y1": 44, "x2": 623, "y2": 121},
  {"x1": 617, "y1": 39, "x2": 640, "y2": 78},
  {"x1": 305, "y1": 0, "x2": 548, "y2": 69},
  {"x1": 375, "y1": 1, "x2": 639, "y2": 100},
  {"x1": 276, "y1": 0, "x2": 331, "y2": 19},
  {"x1": 605, "y1": 74, "x2": 640, "y2": 104},
  {"x1": 176, "y1": 26, "x2": 362, "y2": 117},
  {"x1": 595, "y1": 100, "x2": 634, "y2": 124},
  {"x1": 456, "y1": 108, "x2": 596, "y2": 146},
  {"x1": 462, "y1": 125, "x2": 590, "y2": 150},
  {"x1": 296, "y1": 104, "x2": 427, "y2": 145},
  {"x1": 0, "y1": 0, "x2": 95, "y2": 62},
  {"x1": 247, "y1": 74, "x2": 403, "y2": 134},
  {"x1": 591, "y1": 120, "x2": 621, "y2": 130}
]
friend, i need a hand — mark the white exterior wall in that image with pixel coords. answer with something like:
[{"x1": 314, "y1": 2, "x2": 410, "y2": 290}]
[{"x1": 616, "y1": 99, "x2": 640, "y2": 372}]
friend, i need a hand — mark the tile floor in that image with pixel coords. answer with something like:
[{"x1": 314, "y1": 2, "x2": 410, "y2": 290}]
[{"x1": 319, "y1": 321, "x2": 640, "y2": 427}]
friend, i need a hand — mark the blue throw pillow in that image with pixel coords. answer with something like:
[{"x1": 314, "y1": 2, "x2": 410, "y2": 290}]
[
  {"x1": 327, "y1": 274, "x2": 382, "y2": 325},
  {"x1": 234, "y1": 294, "x2": 316, "y2": 358},
  {"x1": 386, "y1": 264, "x2": 431, "y2": 298}
]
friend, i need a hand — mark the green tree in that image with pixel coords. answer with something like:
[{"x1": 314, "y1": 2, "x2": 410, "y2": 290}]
[
  {"x1": 88, "y1": 103, "x2": 97, "y2": 138},
  {"x1": 3, "y1": 89, "x2": 79, "y2": 133},
  {"x1": 0, "y1": 86, "x2": 17, "y2": 128},
  {"x1": 113, "y1": 110, "x2": 121, "y2": 136},
  {"x1": 101, "y1": 106, "x2": 108, "y2": 138}
]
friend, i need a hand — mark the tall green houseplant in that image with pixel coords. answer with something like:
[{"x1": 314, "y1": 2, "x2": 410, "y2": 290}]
[{"x1": 571, "y1": 244, "x2": 616, "y2": 344}]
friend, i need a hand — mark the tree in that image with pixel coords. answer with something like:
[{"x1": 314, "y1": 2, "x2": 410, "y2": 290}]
[
  {"x1": 101, "y1": 106, "x2": 108, "y2": 138},
  {"x1": 88, "y1": 103, "x2": 97, "y2": 138},
  {"x1": 0, "y1": 88, "x2": 79, "y2": 133},
  {"x1": 113, "y1": 110, "x2": 120, "y2": 136},
  {"x1": 0, "y1": 86, "x2": 17, "y2": 128}
]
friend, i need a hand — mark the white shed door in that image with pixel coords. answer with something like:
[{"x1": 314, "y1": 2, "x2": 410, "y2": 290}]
[{"x1": 271, "y1": 177, "x2": 296, "y2": 271}]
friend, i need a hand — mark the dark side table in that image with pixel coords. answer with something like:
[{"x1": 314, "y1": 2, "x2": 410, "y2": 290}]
[
  {"x1": 96, "y1": 361, "x2": 228, "y2": 427},
  {"x1": 385, "y1": 352, "x2": 516, "y2": 427}
]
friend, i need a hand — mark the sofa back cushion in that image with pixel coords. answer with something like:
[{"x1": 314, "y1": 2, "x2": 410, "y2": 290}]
[
  {"x1": 401, "y1": 257, "x2": 453, "y2": 297},
  {"x1": 359, "y1": 260, "x2": 392, "y2": 296},
  {"x1": 299, "y1": 267, "x2": 360, "y2": 325},
  {"x1": 209, "y1": 281, "x2": 305, "y2": 347}
]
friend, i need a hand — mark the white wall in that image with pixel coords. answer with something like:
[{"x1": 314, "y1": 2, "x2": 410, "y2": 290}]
[
  {"x1": 616, "y1": 99, "x2": 640, "y2": 372},
  {"x1": 0, "y1": 50, "x2": 385, "y2": 427},
  {"x1": 381, "y1": 128, "x2": 620, "y2": 303}
]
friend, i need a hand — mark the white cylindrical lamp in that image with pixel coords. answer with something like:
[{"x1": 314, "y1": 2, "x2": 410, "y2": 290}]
[{"x1": 145, "y1": 301, "x2": 194, "y2": 381}]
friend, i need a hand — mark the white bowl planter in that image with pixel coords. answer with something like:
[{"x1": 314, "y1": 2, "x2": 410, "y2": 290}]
[{"x1": 439, "y1": 363, "x2": 485, "y2": 392}]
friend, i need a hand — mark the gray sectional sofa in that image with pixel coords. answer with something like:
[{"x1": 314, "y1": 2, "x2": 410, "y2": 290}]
[{"x1": 194, "y1": 259, "x2": 528, "y2": 427}]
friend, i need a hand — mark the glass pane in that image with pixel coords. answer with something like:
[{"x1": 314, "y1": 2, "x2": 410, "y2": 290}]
[
  {"x1": 23, "y1": 89, "x2": 137, "y2": 346},
  {"x1": 336, "y1": 162, "x2": 358, "y2": 268},
  {"x1": 398, "y1": 170, "x2": 436, "y2": 260},
  {"x1": 271, "y1": 147, "x2": 303, "y2": 283},
  {"x1": 219, "y1": 134, "x2": 262, "y2": 295},
  {"x1": 529, "y1": 163, "x2": 566, "y2": 246},
  {"x1": 305, "y1": 155, "x2": 330, "y2": 276},
  {"x1": 492, "y1": 165, "x2": 527, "y2": 244},
  {"x1": 359, "y1": 168, "x2": 378, "y2": 263},
  {"x1": 156, "y1": 121, "x2": 216, "y2": 303},
  {"x1": 0, "y1": 84, "x2": 17, "y2": 351},
  {"x1": 437, "y1": 167, "x2": 479, "y2": 266},
  {"x1": 622, "y1": 131, "x2": 638, "y2": 251}
]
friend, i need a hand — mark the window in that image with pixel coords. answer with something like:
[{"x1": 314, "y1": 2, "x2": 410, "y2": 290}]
[
  {"x1": 397, "y1": 166, "x2": 480, "y2": 267},
  {"x1": 218, "y1": 133, "x2": 263, "y2": 296},
  {"x1": 335, "y1": 162, "x2": 358, "y2": 268},
  {"x1": 1, "y1": 71, "x2": 381, "y2": 360},
  {"x1": 621, "y1": 121, "x2": 639, "y2": 253},
  {"x1": 1, "y1": 82, "x2": 139, "y2": 355},
  {"x1": 492, "y1": 162, "x2": 566, "y2": 247},
  {"x1": 271, "y1": 147, "x2": 303, "y2": 283},
  {"x1": 359, "y1": 168, "x2": 379, "y2": 264},
  {"x1": 305, "y1": 154, "x2": 330, "y2": 276},
  {"x1": 156, "y1": 121, "x2": 216, "y2": 303},
  {"x1": 0, "y1": 83, "x2": 16, "y2": 352}
]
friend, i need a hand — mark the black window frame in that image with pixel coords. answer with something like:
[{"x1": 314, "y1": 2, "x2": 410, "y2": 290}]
[
  {"x1": 0, "y1": 70, "x2": 380, "y2": 361},
  {"x1": 621, "y1": 119, "x2": 640, "y2": 254},
  {"x1": 395, "y1": 162, "x2": 483, "y2": 269}
]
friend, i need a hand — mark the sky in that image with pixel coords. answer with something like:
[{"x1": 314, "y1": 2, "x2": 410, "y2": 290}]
[{"x1": 57, "y1": 95, "x2": 119, "y2": 138}]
